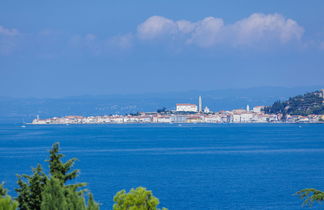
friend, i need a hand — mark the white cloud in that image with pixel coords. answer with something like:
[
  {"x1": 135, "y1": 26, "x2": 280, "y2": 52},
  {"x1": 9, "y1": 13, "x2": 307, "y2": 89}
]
[
  {"x1": 176, "y1": 20, "x2": 195, "y2": 34},
  {"x1": 231, "y1": 13, "x2": 304, "y2": 45},
  {"x1": 136, "y1": 13, "x2": 304, "y2": 48},
  {"x1": 188, "y1": 17, "x2": 224, "y2": 47},
  {"x1": 69, "y1": 33, "x2": 133, "y2": 56},
  {"x1": 108, "y1": 34, "x2": 133, "y2": 49},
  {"x1": 0, "y1": 25, "x2": 20, "y2": 55},
  {"x1": 0, "y1": 25, "x2": 19, "y2": 36},
  {"x1": 137, "y1": 16, "x2": 177, "y2": 39}
]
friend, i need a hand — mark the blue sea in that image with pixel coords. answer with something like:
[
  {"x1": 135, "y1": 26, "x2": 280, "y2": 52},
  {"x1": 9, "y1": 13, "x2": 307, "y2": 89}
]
[{"x1": 1, "y1": 123, "x2": 324, "y2": 209}]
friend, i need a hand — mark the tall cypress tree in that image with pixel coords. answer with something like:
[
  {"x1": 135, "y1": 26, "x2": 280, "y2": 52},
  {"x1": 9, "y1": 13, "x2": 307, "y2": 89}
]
[
  {"x1": 41, "y1": 178, "x2": 67, "y2": 210},
  {"x1": 16, "y1": 164, "x2": 47, "y2": 210},
  {"x1": 46, "y1": 142, "x2": 86, "y2": 190},
  {"x1": 41, "y1": 177, "x2": 99, "y2": 210},
  {"x1": 16, "y1": 142, "x2": 98, "y2": 210}
]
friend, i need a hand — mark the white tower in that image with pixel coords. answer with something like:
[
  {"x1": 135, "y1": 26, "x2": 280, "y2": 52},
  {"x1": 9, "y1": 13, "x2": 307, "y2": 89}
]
[
  {"x1": 198, "y1": 96, "x2": 202, "y2": 113},
  {"x1": 246, "y1": 105, "x2": 250, "y2": 112}
]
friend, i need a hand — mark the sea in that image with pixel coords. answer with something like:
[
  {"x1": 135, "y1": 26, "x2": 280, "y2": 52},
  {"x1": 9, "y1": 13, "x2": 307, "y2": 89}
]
[{"x1": 1, "y1": 123, "x2": 324, "y2": 210}]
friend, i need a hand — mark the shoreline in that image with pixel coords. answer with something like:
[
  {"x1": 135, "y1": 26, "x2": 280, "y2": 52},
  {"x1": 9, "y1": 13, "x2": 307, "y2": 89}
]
[{"x1": 27, "y1": 121, "x2": 324, "y2": 125}]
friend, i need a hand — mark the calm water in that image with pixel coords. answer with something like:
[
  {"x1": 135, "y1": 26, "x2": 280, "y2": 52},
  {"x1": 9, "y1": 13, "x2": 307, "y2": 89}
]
[{"x1": 1, "y1": 123, "x2": 324, "y2": 209}]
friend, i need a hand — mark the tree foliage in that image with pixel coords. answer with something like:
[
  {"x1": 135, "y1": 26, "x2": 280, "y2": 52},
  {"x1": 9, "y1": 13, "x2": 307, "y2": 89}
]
[
  {"x1": 157, "y1": 107, "x2": 167, "y2": 114},
  {"x1": 46, "y1": 143, "x2": 86, "y2": 189},
  {"x1": 0, "y1": 196, "x2": 18, "y2": 210},
  {"x1": 15, "y1": 142, "x2": 97, "y2": 210},
  {"x1": 1, "y1": 142, "x2": 168, "y2": 210},
  {"x1": 41, "y1": 178, "x2": 67, "y2": 210},
  {"x1": 295, "y1": 188, "x2": 324, "y2": 207},
  {"x1": 0, "y1": 183, "x2": 18, "y2": 210},
  {"x1": 41, "y1": 177, "x2": 99, "y2": 210},
  {"x1": 264, "y1": 90, "x2": 324, "y2": 116},
  {"x1": 113, "y1": 187, "x2": 167, "y2": 210},
  {"x1": 0, "y1": 183, "x2": 7, "y2": 197},
  {"x1": 16, "y1": 164, "x2": 48, "y2": 210}
]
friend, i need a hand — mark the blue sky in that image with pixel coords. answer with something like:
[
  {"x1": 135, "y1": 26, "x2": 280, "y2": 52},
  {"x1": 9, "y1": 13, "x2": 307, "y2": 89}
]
[{"x1": 1, "y1": 0, "x2": 324, "y2": 97}]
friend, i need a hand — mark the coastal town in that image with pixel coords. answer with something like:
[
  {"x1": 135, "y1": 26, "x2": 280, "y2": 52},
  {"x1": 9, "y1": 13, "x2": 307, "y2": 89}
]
[{"x1": 31, "y1": 95, "x2": 324, "y2": 125}]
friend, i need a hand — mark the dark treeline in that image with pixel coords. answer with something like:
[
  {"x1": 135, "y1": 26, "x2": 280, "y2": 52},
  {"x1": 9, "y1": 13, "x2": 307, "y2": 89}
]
[{"x1": 264, "y1": 90, "x2": 324, "y2": 116}]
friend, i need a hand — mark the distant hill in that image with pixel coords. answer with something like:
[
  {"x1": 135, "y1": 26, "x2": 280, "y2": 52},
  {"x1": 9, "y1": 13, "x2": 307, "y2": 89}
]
[{"x1": 264, "y1": 89, "x2": 324, "y2": 116}]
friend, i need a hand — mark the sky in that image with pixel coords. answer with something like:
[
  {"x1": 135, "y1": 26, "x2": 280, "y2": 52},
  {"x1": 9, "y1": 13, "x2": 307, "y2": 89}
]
[{"x1": 1, "y1": 0, "x2": 324, "y2": 98}]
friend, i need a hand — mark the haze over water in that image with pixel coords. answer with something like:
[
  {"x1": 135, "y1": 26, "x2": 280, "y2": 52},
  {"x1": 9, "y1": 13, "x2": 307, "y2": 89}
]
[{"x1": 1, "y1": 123, "x2": 324, "y2": 209}]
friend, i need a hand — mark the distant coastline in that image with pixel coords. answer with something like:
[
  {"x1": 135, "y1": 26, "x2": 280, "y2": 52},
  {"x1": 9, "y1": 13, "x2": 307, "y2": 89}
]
[
  {"x1": 29, "y1": 114, "x2": 324, "y2": 125},
  {"x1": 30, "y1": 97, "x2": 324, "y2": 125},
  {"x1": 30, "y1": 89, "x2": 324, "y2": 125}
]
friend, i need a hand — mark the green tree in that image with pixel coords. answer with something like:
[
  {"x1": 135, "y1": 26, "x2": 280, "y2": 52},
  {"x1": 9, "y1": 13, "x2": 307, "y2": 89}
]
[
  {"x1": 46, "y1": 143, "x2": 86, "y2": 190},
  {"x1": 87, "y1": 193, "x2": 99, "y2": 210},
  {"x1": 41, "y1": 178, "x2": 67, "y2": 210},
  {"x1": 0, "y1": 182, "x2": 7, "y2": 197},
  {"x1": 16, "y1": 142, "x2": 96, "y2": 210},
  {"x1": 295, "y1": 188, "x2": 324, "y2": 207},
  {"x1": 0, "y1": 183, "x2": 18, "y2": 210},
  {"x1": 264, "y1": 90, "x2": 324, "y2": 116},
  {"x1": 16, "y1": 164, "x2": 48, "y2": 210},
  {"x1": 0, "y1": 196, "x2": 18, "y2": 210},
  {"x1": 113, "y1": 187, "x2": 167, "y2": 210},
  {"x1": 41, "y1": 177, "x2": 99, "y2": 210}
]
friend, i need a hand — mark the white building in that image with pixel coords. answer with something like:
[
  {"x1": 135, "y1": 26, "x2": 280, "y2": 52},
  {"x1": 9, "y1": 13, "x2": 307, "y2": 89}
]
[
  {"x1": 204, "y1": 106, "x2": 210, "y2": 113},
  {"x1": 204, "y1": 115, "x2": 222, "y2": 123},
  {"x1": 232, "y1": 114, "x2": 241, "y2": 123},
  {"x1": 240, "y1": 113, "x2": 254, "y2": 123},
  {"x1": 176, "y1": 104, "x2": 198, "y2": 112},
  {"x1": 156, "y1": 116, "x2": 172, "y2": 123},
  {"x1": 253, "y1": 106, "x2": 265, "y2": 113}
]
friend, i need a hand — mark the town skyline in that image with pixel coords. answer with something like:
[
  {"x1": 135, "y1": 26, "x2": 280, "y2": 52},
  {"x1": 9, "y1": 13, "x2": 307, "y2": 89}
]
[{"x1": 31, "y1": 90, "x2": 324, "y2": 124}]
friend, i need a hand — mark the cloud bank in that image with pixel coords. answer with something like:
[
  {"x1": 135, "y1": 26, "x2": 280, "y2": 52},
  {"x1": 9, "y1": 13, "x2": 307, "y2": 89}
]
[
  {"x1": 0, "y1": 25, "x2": 20, "y2": 55},
  {"x1": 137, "y1": 13, "x2": 304, "y2": 48},
  {"x1": 0, "y1": 13, "x2": 312, "y2": 56},
  {"x1": 0, "y1": 25, "x2": 19, "y2": 36}
]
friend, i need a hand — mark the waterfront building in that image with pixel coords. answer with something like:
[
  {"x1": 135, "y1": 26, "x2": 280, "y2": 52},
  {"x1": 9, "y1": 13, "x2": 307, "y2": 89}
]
[
  {"x1": 233, "y1": 114, "x2": 241, "y2": 123},
  {"x1": 176, "y1": 104, "x2": 198, "y2": 112},
  {"x1": 240, "y1": 113, "x2": 254, "y2": 123},
  {"x1": 186, "y1": 115, "x2": 203, "y2": 123},
  {"x1": 156, "y1": 116, "x2": 171, "y2": 123},
  {"x1": 232, "y1": 109, "x2": 246, "y2": 114},
  {"x1": 204, "y1": 115, "x2": 222, "y2": 123},
  {"x1": 253, "y1": 106, "x2": 265, "y2": 113},
  {"x1": 171, "y1": 115, "x2": 187, "y2": 123}
]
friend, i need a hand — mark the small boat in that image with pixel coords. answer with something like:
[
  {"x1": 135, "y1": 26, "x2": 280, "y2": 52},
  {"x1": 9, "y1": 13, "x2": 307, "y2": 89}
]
[{"x1": 21, "y1": 119, "x2": 26, "y2": 128}]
